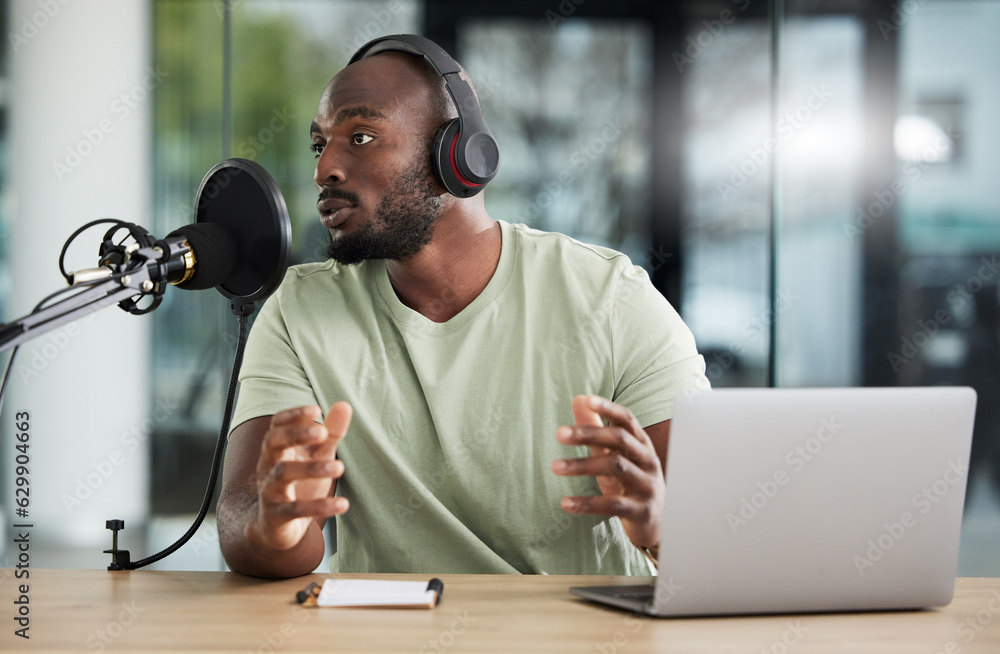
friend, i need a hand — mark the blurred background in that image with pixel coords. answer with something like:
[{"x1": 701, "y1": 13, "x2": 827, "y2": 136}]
[{"x1": 0, "y1": 0, "x2": 997, "y2": 574}]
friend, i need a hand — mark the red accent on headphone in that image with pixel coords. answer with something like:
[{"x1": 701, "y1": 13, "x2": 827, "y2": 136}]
[{"x1": 449, "y1": 133, "x2": 483, "y2": 188}]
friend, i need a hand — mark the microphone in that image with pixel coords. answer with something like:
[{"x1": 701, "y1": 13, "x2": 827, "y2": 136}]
[
  {"x1": 76, "y1": 158, "x2": 291, "y2": 316},
  {"x1": 164, "y1": 222, "x2": 238, "y2": 290},
  {"x1": 69, "y1": 223, "x2": 238, "y2": 295},
  {"x1": 0, "y1": 159, "x2": 290, "y2": 351}
]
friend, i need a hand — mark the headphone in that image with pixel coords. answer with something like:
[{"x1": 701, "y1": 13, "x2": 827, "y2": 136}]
[{"x1": 348, "y1": 34, "x2": 500, "y2": 198}]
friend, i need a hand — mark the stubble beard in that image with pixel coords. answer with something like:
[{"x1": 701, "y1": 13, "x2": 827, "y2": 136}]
[{"x1": 325, "y1": 160, "x2": 444, "y2": 266}]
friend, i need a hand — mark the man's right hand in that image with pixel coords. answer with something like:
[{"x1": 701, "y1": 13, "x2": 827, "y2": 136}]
[
  {"x1": 246, "y1": 402, "x2": 353, "y2": 551},
  {"x1": 218, "y1": 402, "x2": 352, "y2": 578}
]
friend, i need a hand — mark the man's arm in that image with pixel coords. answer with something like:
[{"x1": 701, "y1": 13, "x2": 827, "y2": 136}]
[
  {"x1": 217, "y1": 404, "x2": 352, "y2": 578},
  {"x1": 644, "y1": 419, "x2": 671, "y2": 472}
]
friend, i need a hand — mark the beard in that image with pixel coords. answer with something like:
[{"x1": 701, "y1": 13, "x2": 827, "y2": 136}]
[{"x1": 325, "y1": 160, "x2": 443, "y2": 266}]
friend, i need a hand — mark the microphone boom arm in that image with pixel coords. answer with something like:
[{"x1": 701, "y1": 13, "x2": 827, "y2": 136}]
[{"x1": 0, "y1": 238, "x2": 191, "y2": 354}]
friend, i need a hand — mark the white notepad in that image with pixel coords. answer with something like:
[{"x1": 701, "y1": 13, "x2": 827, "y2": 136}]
[{"x1": 312, "y1": 579, "x2": 442, "y2": 609}]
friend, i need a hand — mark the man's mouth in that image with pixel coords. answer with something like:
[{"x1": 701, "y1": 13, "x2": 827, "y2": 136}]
[{"x1": 318, "y1": 198, "x2": 355, "y2": 229}]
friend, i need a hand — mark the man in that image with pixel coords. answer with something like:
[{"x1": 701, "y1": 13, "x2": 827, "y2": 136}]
[{"x1": 217, "y1": 37, "x2": 710, "y2": 579}]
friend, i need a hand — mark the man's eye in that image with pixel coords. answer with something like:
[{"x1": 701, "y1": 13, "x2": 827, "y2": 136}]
[
  {"x1": 352, "y1": 133, "x2": 374, "y2": 146},
  {"x1": 310, "y1": 142, "x2": 324, "y2": 158}
]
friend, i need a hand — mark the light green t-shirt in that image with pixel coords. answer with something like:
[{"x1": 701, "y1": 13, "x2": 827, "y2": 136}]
[{"x1": 231, "y1": 220, "x2": 710, "y2": 575}]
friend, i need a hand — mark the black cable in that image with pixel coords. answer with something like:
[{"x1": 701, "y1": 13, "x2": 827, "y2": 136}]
[
  {"x1": 32, "y1": 273, "x2": 124, "y2": 314},
  {"x1": 57, "y1": 218, "x2": 127, "y2": 284},
  {"x1": 129, "y1": 312, "x2": 249, "y2": 569}
]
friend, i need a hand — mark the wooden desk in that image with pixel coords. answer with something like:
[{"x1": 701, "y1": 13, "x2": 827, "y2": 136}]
[{"x1": 6, "y1": 569, "x2": 1000, "y2": 652}]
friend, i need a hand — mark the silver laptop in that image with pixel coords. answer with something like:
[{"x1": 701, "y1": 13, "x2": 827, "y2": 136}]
[{"x1": 570, "y1": 387, "x2": 978, "y2": 617}]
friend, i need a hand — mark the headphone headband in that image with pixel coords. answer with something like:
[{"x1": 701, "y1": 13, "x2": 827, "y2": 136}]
[
  {"x1": 348, "y1": 34, "x2": 500, "y2": 198},
  {"x1": 349, "y1": 35, "x2": 461, "y2": 75}
]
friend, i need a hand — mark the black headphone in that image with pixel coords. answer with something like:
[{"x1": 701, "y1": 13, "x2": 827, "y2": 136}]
[{"x1": 348, "y1": 34, "x2": 500, "y2": 199}]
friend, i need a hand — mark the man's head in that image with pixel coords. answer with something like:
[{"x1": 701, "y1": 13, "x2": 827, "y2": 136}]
[{"x1": 311, "y1": 49, "x2": 463, "y2": 265}]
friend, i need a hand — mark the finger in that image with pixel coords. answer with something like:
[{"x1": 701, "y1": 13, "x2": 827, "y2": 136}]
[
  {"x1": 572, "y1": 394, "x2": 604, "y2": 428},
  {"x1": 556, "y1": 425, "x2": 656, "y2": 469},
  {"x1": 560, "y1": 494, "x2": 652, "y2": 524},
  {"x1": 261, "y1": 459, "x2": 344, "y2": 488},
  {"x1": 322, "y1": 401, "x2": 353, "y2": 451},
  {"x1": 248, "y1": 494, "x2": 349, "y2": 551},
  {"x1": 551, "y1": 454, "x2": 653, "y2": 495},
  {"x1": 269, "y1": 405, "x2": 322, "y2": 428},
  {"x1": 262, "y1": 422, "x2": 328, "y2": 459},
  {"x1": 586, "y1": 396, "x2": 646, "y2": 440},
  {"x1": 261, "y1": 496, "x2": 351, "y2": 524},
  {"x1": 572, "y1": 395, "x2": 615, "y2": 459}
]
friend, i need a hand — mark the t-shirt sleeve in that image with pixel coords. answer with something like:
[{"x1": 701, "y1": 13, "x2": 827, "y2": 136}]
[
  {"x1": 229, "y1": 283, "x2": 320, "y2": 435},
  {"x1": 610, "y1": 262, "x2": 711, "y2": 428}
]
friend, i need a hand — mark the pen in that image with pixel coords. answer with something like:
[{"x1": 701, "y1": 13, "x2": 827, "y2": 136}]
[{"x1": 296, "y1": 582, "x2": 320, "y2": 605}]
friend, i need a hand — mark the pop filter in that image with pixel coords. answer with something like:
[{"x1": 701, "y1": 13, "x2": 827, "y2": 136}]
[{"x1": 193, "y1": 158, "x2": 291, "y2": 315}]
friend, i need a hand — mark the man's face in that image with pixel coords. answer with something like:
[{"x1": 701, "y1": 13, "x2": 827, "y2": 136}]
[{"x1": 310, "y1": 54, "x2": 445, "y2": 265}]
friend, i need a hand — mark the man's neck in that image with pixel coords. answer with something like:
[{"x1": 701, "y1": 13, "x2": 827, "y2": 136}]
[{"x1": 385, "y1": 211, "x2": 501, "y2": 323}]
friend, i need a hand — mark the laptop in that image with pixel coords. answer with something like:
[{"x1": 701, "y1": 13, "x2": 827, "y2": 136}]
[{"x1": 570, "y1": 387, "x2": 978, "y2": 617}]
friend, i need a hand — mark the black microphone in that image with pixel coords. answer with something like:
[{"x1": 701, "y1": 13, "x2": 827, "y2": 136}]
[
  {"x1": 67, "y1": 159, "x2": 290, "y2": 316},
  {"x1": 164, "y1": 222, "x2": 238, "y2": 290},
  {"x1": 71, "y1": 221, "x2": 239, "y2": 292}
]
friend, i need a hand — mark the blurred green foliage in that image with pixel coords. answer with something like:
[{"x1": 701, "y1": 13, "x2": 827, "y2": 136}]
[
  {"x1": 150, "y1": 1, "x2": 416, "y2": 429},
  {"x1": 154, "y1": 0, "x2": 352, "y2": 259}
]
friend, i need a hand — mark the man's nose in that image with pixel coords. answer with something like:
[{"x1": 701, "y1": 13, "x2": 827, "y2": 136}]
[{"x1": 314, "y1": 143, "x2": 346, "y2": 188}]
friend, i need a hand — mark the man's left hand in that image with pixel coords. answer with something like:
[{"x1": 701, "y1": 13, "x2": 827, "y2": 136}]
[{"x1": 551, "y1": 395, "x2": 664, "y2": 550}]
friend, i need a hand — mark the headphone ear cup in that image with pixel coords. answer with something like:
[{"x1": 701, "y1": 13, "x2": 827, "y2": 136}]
[
  {"x1": 432, "y1": 119, "x2": 464, "y2": 197},
  {"x1": 432, "y1": 119, "x2": 487, "y2": 198}
]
